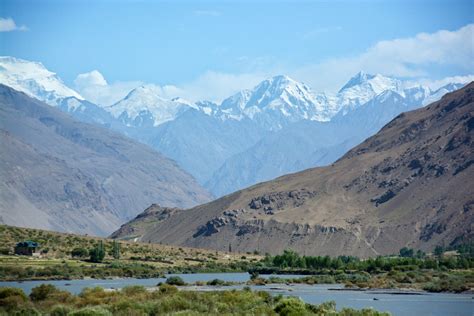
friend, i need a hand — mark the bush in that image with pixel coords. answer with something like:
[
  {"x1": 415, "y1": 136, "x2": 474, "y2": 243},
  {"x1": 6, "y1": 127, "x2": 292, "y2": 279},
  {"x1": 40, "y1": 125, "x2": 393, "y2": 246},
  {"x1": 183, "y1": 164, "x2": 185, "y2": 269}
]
[
  {"x1": 121, "y1": 285, "x2": 147, "y2": 296},
  {"x1": 30, "y1": 284, "x2": 59, "y2": 301},
  {"x1": 50, "y1": 305, "x2": 72, "y2": 316},
  {"x1": 306, "y1": 300, "x2": 337, "y2": 314},
  {"x1": 71, "y1": 247, "x2": 89, "y2": 258},
  {"x1": 165, "y1": 276, "x2": 186, "y2": 286},
  {"x1": 0, "y1": 287, "x2": 28, "y2": 310},
  {"x1": 158, "y1": 284, "x2": 178, "y2": 295},
  {"x1": 207, "y1": 278, "x2": 226, "y2": 286},
  {"x1": 274, "y1": 297, "x2": 307, "y2": 316},
  {"x1": 68, "y1": 306, "x2": 112, "y2": 316},
  {"x1": 0, "y1": 287, "x2": 27, "y2": 300}
]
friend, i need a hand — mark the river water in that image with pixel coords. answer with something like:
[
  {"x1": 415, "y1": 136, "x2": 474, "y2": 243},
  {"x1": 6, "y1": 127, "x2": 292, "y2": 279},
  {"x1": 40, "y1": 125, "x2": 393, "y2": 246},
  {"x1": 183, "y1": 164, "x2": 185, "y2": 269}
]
[{"x1": 1, "y1": 273, "x2": 471, "y2": 316}]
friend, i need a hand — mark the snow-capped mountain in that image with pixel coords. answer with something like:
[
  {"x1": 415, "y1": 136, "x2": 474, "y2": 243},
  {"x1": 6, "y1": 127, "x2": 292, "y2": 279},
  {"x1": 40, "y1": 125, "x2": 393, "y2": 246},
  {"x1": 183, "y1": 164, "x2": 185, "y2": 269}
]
[
  {"x1": 0, "y1": 56, "x2": 83, "y2": 106},
  {"x1": 423, "y1": 83, "x2": 465, "y2": 105},
  {"x1": 214, "y1": 75, "x2": 339, "y2": 130},
  {"x1": 106, "y1": 85, "x2": 196, "y2": 127},
  {"x1": 336, "y1": 71, "x2": 404, "y2": 115},
  {"x1": 0, "y1": 55, "x2": 471, "y2": 198}
]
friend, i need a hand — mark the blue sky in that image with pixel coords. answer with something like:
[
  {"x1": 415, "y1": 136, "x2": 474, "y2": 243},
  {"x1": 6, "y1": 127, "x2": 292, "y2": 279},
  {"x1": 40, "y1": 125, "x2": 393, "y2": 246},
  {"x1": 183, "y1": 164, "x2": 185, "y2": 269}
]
[{"x1": 1, "y1": 0, "x2": 473, "y2": 104}]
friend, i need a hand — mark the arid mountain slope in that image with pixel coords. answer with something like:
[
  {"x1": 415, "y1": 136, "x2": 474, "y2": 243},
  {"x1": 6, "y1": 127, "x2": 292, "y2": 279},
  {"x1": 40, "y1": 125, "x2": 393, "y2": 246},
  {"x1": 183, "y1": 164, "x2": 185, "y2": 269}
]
[
  {"x1": 112, "y1": 83, "x2": 474, "y2": 257},
  {"x1": 0, "y1": 85, "x2": 212, "y2": 236}
]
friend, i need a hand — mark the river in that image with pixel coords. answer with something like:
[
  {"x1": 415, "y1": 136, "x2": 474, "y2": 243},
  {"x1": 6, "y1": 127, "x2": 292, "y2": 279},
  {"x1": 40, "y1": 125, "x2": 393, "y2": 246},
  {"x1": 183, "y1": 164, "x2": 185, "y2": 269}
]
[{"x1": 1, "y1": 273, "x2": 471, "y2": 316}]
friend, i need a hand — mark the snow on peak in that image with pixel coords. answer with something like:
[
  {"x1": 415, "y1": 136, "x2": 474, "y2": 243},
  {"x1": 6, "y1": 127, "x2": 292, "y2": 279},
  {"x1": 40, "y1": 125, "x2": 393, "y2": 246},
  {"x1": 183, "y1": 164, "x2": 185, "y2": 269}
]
[
  {"x1": 216, "y1": 75, "x2": 339, "y2": 128},
  {"x1": 106, "y1": 85, "x2": 194, "y2": 127},
  {"x1": 337, "y1": 73, "x2": 403, "y2": 114},
  {"x1": 338, "y1": 71, "x2": 376, "y2": 92},
  {"x1": 0, "y1": 56, "x2": 83, "y2": 105}
]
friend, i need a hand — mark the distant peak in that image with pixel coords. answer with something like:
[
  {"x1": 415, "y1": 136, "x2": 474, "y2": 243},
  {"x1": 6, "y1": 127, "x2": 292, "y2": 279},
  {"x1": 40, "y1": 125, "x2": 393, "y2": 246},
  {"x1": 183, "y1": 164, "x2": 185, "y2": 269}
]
[
  {"x1": 338, "y1": 71, "x2": 377, "y2": 92},
  {"x1": 266, "y1": 74, "x2": 299, "y2": 86}
]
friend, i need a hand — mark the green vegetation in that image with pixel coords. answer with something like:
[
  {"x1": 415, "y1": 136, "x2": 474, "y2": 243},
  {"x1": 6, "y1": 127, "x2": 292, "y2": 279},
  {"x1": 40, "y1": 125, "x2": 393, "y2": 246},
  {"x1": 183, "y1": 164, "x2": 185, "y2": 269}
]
[
  {"x1": 71, "y1": 248, "x2": 88, "y2": 258},
  {"x1": 250, "y1": 248, "x2": 474, "y2": 293},
  {"x1": 0, "y1": 225, "x2": 261, "y2": 280},
  {"x1": 0, "y1": 260, "x2": 165, "y2": 280},
  {"x1": 261, "y1": 249, "x2": 473, "y2": 272},
  {"x1": 206, "y1": 278, "x2": 237, "y2": 286},
  {"x1": 1, "y1": 225, "x2": 472, "y2": 294},
  {"x1": 89, "y1": 240, "x2": 105, "y2": 263},
  {"x1": 165, "y1": 276, "x2": 186, "y2": 286},
  {"x1": 111, "y1": 240, "x2": 120, "y2": 260},
  {"x1": 0, "y1": 285, "x2": 390, "y2": 315}
]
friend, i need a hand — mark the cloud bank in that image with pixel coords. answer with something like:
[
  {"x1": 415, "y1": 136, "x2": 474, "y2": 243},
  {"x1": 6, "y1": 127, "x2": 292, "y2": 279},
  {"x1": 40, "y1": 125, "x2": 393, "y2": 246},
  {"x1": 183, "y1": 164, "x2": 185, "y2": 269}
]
[
  {"x1": 0, "y1": 17, "x2": 28, "y2": 32},
  {"x1": 75, "y1": 24, "x2": 474, "y2": 105},
  {"x1": 292, "y1": 23, "x2": 474, "y2": 92}
]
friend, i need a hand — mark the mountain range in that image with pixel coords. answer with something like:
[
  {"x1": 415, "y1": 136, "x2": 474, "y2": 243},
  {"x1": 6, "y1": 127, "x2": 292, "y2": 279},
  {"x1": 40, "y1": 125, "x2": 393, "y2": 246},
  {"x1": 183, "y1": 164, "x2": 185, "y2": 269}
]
[
  {"x1": 111, "y1": 83, "x2": 474, "y2": 257},
  {"x1": 0, "y1": 84, "x2": 211, "y2": 236},
  {"x1": 0, "y1": 56, "x2": 471, "y2": 197}
]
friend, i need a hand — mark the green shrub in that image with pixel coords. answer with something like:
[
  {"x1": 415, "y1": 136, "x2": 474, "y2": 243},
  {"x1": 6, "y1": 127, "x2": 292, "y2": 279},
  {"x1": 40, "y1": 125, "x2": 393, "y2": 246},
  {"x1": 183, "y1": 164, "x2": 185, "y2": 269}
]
[
  {"x1": 121, "y1": 285, "x2": 147, "y2": 296},
  {"x1": 158, "y1": 284, "x2": 178, "y2": 295},
  {"x1": 71, "y1": 247, "x2": 89, "y2": 258},
  {"x1": 29, "y1": 284, "x2": 59, "y2": 301},
  {"x1": 306, "y1": 300, "x2": 337, "y2": 314},
  {"x1": 50, "y1": 304, "x2": 72, "y2": 316},
  {"x1": 274, "y1": 297, "x2": 307, "y2": 316},
  {"x1": 207, "y1": 278, "x2": 226, "y2": 286},
  {"x1": 0, "y1": 287, "x2": 27, "y2": 300},
  {"x1": 0, "y1": 287, "x2": 28, "y2": 310},
  {"x1": 68, "y1": 306, "x2": 112, "y2": 316},
  {"x1": 165, "y1": 276, "x2": 186, "y2": 286},
  {"x1": 6, "y1": 307, "x2": 41, "y2": 315}
]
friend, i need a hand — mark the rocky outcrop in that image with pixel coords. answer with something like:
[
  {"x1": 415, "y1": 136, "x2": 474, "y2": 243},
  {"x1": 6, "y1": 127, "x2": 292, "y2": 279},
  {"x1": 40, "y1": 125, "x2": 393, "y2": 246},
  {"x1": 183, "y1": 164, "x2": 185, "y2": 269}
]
[
  {"x1": 248, "y1": 189, "x2": 316, "y2": 213},
  {"x1": 110, "y1": 204, "x2": 181, "y2": 240}
]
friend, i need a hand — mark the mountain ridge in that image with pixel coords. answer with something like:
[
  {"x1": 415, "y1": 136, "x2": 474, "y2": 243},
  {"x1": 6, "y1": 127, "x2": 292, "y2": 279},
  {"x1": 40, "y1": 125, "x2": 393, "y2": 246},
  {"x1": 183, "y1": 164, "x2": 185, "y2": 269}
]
[
  {"x1": 0, "y1": 84, "x2": 212, "y2": 236},
  {"x1": 111, "y1": 82, "x2": 474, "y2": 257},
  {"x1": 1, "y1": 56, "x2": 472, "y2": 197}
]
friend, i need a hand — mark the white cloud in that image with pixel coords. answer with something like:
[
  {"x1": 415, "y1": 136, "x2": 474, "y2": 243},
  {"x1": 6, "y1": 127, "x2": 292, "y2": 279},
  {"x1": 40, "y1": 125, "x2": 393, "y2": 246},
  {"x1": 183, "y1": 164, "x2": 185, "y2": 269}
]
[
  {"x1": 194, "y1": 10, "x2": 221, "y2": 17},
  {"x1": 75, "y1": 24, "x2": 474, "y2": 105},
  {"x1": 291, "y1": 24, "x2": 474, "y2": 92},
  {"x1": 74, "y1": 70, "x2": 266, "y2": 105},
  {"x1": 177, "y1": 71, "x2": 266, "y2": 102},
  {"x1": 0, "y1": 17, "x2": 28, "y2": 32},
  {"x1": 407, "y1": 75, "x2": 474, "y2": 91},
  {"x1": 74, "y1": 70, "x2": 107, "y2": 87},
  {"x1": 74, "y1": 70, "x2": 143, "y2": 106}
]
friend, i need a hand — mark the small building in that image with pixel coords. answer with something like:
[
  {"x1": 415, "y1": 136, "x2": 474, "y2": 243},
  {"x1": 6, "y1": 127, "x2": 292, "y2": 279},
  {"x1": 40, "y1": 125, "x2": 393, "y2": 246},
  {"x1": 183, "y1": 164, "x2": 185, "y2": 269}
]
[{"x1": 14, "y1": 241, "x2": 40, "y2": 256}]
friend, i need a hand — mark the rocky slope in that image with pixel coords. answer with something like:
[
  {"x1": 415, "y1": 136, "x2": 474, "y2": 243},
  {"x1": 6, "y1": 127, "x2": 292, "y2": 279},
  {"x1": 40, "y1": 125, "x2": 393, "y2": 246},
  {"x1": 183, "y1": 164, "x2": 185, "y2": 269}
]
[
  {"x1": 0, "y1": 85, "x2": 211, "y2": 236},
  {"x1": 112, "y1": 83, "x2": 474, "y2": 257},
  {"x1": 109, "y1": 204, "x2": 181, "y2": 241}
]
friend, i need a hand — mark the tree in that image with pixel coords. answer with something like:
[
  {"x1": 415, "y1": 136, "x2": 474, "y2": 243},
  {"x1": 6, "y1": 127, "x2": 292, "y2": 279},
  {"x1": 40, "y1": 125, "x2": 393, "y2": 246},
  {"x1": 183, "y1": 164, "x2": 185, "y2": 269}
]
[
  {"x1": 90, "y1": 240, "x2": 105, "y2": 263},
  {"x1": 415, "y1": 250, "x2": 426, "y2": 259},
  {"x1": 71, "y1": 247, "x2": 88, "y2": 258},
  {"x1": 112, "y1": 240, "x2": 121, "y2": 260},
  {"x1": 434, "y1": 245, "x2": 444, "y2": 258},
  {"x1": 399, "y1": 247, "x2": 414, "y2": 258}
]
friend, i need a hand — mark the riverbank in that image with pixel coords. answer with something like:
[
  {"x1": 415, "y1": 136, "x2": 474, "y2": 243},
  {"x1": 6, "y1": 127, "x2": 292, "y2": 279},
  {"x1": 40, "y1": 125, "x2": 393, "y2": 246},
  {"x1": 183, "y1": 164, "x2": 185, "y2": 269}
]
[
  {"x1": 0, "y1": 224, "x2": 261, "y2": 281},
  {"x1": 247, "y1": 270, "x2": 474, "y2": 293},
  {"x1": 0, "y1": 283, "x2": 389, "y2": 315},
  {"x1": 3, "y1": 279, "x2": 473, "y2": 316}
]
